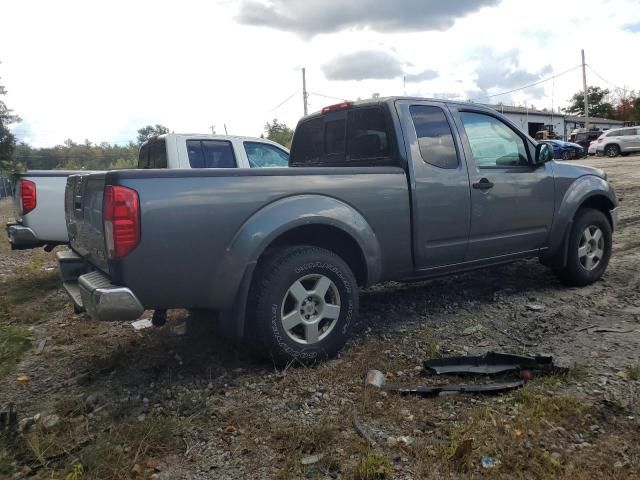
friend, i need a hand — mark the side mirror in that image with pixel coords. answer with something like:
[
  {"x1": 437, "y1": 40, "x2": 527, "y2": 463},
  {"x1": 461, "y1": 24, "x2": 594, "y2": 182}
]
[{"x1": 534, "y1": 143, "x2": 553, "y2": 165}]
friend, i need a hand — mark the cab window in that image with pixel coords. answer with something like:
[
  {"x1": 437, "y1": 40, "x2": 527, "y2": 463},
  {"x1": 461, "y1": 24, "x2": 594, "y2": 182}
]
[
  {"x1": 244, "y1": 142, "x2": 289, "y2": 168},
  {"x1": 460, "y1": 112, "x2": 529, "y2": 167}
]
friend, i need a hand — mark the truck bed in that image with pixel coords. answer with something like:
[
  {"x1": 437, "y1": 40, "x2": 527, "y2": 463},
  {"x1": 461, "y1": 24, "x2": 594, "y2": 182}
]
[{"x1": 66, "y1": 167, "x2": 413, "y2": 310}]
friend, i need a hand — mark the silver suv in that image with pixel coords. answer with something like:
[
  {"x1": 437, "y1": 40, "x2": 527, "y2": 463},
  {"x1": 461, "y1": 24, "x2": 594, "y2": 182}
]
[{"x1": 595, "y1": 126, "x2": 640, "y2": 157}]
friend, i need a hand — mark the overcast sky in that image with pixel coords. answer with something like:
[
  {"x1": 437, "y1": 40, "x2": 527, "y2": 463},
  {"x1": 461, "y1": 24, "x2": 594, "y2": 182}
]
[{"x1": 2, "y1": 0, "x2": 639, "y2": 147}]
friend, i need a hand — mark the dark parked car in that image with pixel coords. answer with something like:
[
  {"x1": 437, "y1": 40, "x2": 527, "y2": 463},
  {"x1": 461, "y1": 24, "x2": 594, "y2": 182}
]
[
  {"x1": 541, "y1": 139, "x2": 585, "y2": 160},
  {"x1": 57, "y1": 97, "x2": 618, "y2": 362},
  {"x1": 569, "y1": 129, "x2": 603, "y2": 154}
]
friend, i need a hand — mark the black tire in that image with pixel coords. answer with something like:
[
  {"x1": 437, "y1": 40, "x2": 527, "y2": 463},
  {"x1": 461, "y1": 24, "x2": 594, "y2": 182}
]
[
  {"x1": 561, "y1": 150, "x2": 571, "y2": 160},
  {"x1": 553, "y1": 208, "x2": 612, "y2": 286},
  {"x1": 605, "y1": 144, "x2": 620, "y2": 158},
  {"x1": 249, "y1": 246, "x2": 358, "y2": 363}
]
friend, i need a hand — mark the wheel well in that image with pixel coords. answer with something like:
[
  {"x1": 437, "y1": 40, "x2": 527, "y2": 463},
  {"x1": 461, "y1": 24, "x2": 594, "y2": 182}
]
[
  {"x1": 258, "y1": 224, "x2": 368, "y2": 286},
  {"x1": 579, "y1": 195, "x2": 615, "y2": 227}
]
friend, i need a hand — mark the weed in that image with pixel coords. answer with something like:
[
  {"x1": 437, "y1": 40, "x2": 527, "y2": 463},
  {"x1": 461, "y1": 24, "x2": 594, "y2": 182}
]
[
  {"x1": 0, "y1": 324, "x2": 32, "y2": 378},
  {"x1": 419, "y1": 330, "x2": 440, "y2": 358},
  {"x1": 353, "y1": 451, "x2": 393, "y2": 480},
  {"x1": 0, "y1": 270, "x2": 62, "y2": 324},
  {"x1": 627, "y1": 365, "x2": 640, "y2": 381},
  {"x1": 272, "y1": 420, "x2": 337, "y2": 479}
]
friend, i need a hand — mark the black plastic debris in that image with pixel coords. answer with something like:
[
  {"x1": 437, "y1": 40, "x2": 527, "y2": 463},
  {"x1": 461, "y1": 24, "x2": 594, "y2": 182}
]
[{"x1": 424, "y1": 351, "x2": 562, "y2": 376}]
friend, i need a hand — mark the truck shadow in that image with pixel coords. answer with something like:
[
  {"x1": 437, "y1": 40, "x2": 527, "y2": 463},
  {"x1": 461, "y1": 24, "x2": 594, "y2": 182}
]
[
  {"x1": 77, "y1": 258, "x2": 563, "y2": 392},
  {"x1": 356, "y1": 258, "x2": 560, "y2": 336}
]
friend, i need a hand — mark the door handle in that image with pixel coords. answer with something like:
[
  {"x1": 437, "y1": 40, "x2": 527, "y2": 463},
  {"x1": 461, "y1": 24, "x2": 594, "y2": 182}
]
[{"x1": 472, "y1": 178, "x2": 494, "y2": 190}]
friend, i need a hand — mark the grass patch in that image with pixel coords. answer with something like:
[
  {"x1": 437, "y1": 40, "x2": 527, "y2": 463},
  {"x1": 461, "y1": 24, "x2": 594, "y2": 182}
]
[
  {"x1": 353, "y1": 451, "x2": 393, "y2": 480},
  {"x1": 626, "y1": 365, "x2": 640, "y2": 381},
  {"x1": 0, "y1": 324, "x2": 32, "y2": 378},
  {"x1": 433, "y1": 385, "x2": 591, "y2": 477},
  {"x1": 2, "y1": 410, "x2": 180, "y2": 479},
  {"x1": 271, "y1": 420, "x2": 337, "y2": 479},
  {"x1": 0, "y1": 269, "x2": 63, "y2": 324}
]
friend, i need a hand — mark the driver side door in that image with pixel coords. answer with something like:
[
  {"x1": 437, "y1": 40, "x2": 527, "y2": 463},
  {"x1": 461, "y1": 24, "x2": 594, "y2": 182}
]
[{"x1": 450, "y1": 108, "x2": 555, "y2": 261}]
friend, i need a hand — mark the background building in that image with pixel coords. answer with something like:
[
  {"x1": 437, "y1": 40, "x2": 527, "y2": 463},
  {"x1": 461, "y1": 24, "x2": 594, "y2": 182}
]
[{"x1": 488, "y1": 104, "x2": 623, "y2": 140}]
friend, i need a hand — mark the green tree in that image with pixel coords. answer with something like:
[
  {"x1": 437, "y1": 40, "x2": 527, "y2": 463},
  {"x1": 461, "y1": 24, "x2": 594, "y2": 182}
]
[
  {"x1": 136, "y1": 124, "x2": 170, "y2": 146},
  {"x1": 634, "y1": 97, "x2": 640, "y2": 121},
  {"x1": 264, "y1": 118, "x2": 294, "y2": 148},
  {"x1": 565, "y1": 86, "x2": 614, "y2": 118},
  {"x1": 0, "y1": 62, "x2": 21, "y2": 171}
]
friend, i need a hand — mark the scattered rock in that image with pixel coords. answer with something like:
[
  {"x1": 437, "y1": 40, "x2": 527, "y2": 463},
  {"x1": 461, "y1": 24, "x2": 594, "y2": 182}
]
[
  {"x1": 41, "y1": 414, "x2": 60, "y2": 431},
  {"x1": 463, "y1": 324, "x2": 484, "y2": 335},
  {"x1": 131, "y1": 463, "x2": 143, "y2": 476},
  {"x1": 526, "y1": 304, "x2": 545, "y2": 312},
  {"x1": 300, "y1": 453, "x2": 324, "y2": 465},
  {"x1": 85, "y1": 392, "x2": 102, "y2": 411}
]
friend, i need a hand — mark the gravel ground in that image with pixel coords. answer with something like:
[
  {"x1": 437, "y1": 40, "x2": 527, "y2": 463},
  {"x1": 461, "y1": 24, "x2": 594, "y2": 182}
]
[{"x1": 1, "y1": 155, "x2": 639, "y2": 479}]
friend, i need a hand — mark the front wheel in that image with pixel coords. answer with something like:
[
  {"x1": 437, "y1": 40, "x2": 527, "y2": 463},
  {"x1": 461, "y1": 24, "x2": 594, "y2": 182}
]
[
  {"x1": 561, "y1": 150, "x2": 571, "y2": 160},
  {"x1": 605, "y1": 144, "x2": 620, "y2": 157},
  {"x1": 249, "y1": 246, "x2": 359, "y2": 363},
  {"x1": 553, "y1": 208, "x2": 612, "y2": 286}
]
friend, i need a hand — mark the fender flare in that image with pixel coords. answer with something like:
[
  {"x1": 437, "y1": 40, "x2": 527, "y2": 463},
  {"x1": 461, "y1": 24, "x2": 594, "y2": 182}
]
[
  {"x1": 211, "y1": 194, "x2": 382, "y2": 313},
  {"x1": 544, "y1": 175, "x2": 616, "y2": 265}
]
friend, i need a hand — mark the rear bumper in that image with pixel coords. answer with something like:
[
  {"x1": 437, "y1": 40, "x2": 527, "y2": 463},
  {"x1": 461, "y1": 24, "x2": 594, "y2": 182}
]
[
  {"x1": 6, "y1": 223, "x2": 42, "y2": 250},
  {"x1": 57, "y1": 250, "x2": 144, "y2": 321}
]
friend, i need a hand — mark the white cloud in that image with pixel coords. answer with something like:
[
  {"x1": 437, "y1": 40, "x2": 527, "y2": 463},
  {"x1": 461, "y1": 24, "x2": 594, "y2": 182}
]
[{"x1": 1, "y1": 0, "x2": 638, "y2": 147}]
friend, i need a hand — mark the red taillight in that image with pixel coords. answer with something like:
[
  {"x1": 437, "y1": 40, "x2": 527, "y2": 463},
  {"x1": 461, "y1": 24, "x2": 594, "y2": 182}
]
[
  {"x1": 321, "y1": 101, "x2": 352, "y2": 114},
  {"x1": 103, "y1": 185, "x2": 140, "y2": 259},
  {"x1": 19, "y1": 179, "x2": 37, "y2": 215}
]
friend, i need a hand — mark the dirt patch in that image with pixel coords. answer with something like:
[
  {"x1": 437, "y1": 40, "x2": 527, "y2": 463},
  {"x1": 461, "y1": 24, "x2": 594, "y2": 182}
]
[{"x1": 1, "y1": 156, "x2": 640, "y2": 479}]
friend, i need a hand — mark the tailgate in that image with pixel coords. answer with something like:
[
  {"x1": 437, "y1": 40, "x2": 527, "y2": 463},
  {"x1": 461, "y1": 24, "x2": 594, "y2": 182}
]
[{"x1": 66, "y1": 173, "x2": 110, "y2": 273}]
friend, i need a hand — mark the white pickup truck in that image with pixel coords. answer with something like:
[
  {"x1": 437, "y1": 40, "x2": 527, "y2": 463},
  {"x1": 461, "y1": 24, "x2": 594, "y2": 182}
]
[{"x1": 5, "y1": 134, "x2": 289, "y2": 250}]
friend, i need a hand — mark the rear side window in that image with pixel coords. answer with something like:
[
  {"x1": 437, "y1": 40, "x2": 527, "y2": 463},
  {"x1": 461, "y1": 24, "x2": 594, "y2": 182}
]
[
  {"x1": 346, "y1": 108, "x2": 390, "y2": 160},
  {"x1": 409, "y1": 105, "x2": 458, "y2": 169},
  {"x1": 186, "y1": 140, "x2": 236, "y2": 168},
  {"x1": 291, "y1": 118, "x2": 323, "y2": 164},
  {"x1": 290, "y1": 106, "x2": 393, "y2": 166},
  {"x1": 138, "y1": 139, "x2": 167, "y2": 169},
  {"x1": 620, "y1": 129, "x2": 637, "y2": 137},
  {"x1": 325, "y1": 119, "x2": 346, "y2": 156},
  {"x1": 138, "y1": 144, "x2": 149, "y2": 168},
  {"x1": 149, "y1": 139, "x2": 167, "y2": 168}
]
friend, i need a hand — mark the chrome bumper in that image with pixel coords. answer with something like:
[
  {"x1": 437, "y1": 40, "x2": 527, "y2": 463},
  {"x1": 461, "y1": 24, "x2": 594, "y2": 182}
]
[
  {"x1": 57, "y1": 250, "x2": 144, "y2": 321},
  {"x1": 6, "y1": 223, "x2": 42, "y2": 250}
]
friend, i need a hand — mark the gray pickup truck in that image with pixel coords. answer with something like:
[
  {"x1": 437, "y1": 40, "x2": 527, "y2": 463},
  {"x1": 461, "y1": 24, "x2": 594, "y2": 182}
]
[{"x1": 58, "y1": 97, "x2": 617, "y2": 361}]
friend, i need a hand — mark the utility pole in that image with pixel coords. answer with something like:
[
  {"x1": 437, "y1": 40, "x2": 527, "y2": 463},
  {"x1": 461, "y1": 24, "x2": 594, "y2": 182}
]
[
  {"x1": 210, "y1": 125, "x2": 216, "y2": 135},
  {"x1": 581, "y1": 49, "x2": 589, "y2": 130},
  {"x1": 224, "y1": 124, "x2": 228, "y2": 135},
  {"x1": 302, "y1": 67, "x2": 308, "y2": 116}
]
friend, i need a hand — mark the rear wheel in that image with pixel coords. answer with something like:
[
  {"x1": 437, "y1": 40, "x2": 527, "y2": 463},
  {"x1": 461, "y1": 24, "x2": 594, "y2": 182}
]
[
  {"x1": 553, "y1": 208, "x2": 612, "y2": 286},
  {"x1": 605, "y1": 144, "x2": 620, "y2": 157},
  {"x1": 249, "y1": 246, "x2": 358, "y2": 363},
  {"x1": 561, "y1": 150, "x2": 571, "y2": 160}
]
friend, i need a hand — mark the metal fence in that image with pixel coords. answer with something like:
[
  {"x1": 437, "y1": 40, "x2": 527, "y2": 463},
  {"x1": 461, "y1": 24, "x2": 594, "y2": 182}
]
[{"x1": 0, "y1": 171, "x2": 14, "y2": 199}]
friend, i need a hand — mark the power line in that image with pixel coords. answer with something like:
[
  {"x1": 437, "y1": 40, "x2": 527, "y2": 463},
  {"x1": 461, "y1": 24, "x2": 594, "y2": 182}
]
[
  {"x1": 270, "y1": 89, "x2": 299, "y2": 111},
  {"x1": 586, "y1": 65, "x2": 626, "y2": 91},
  {"x1": 472, "y1": 64, "x2": 582, "y2": 102},
  {"x1": 309, "y1": 92, "x2": 349, "y2": 101}
]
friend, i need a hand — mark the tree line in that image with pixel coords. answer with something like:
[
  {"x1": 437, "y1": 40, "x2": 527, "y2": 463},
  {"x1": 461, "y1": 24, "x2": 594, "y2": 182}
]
[{"x1": 565, "y1": 86, "x2": 640, "y2": 121}]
